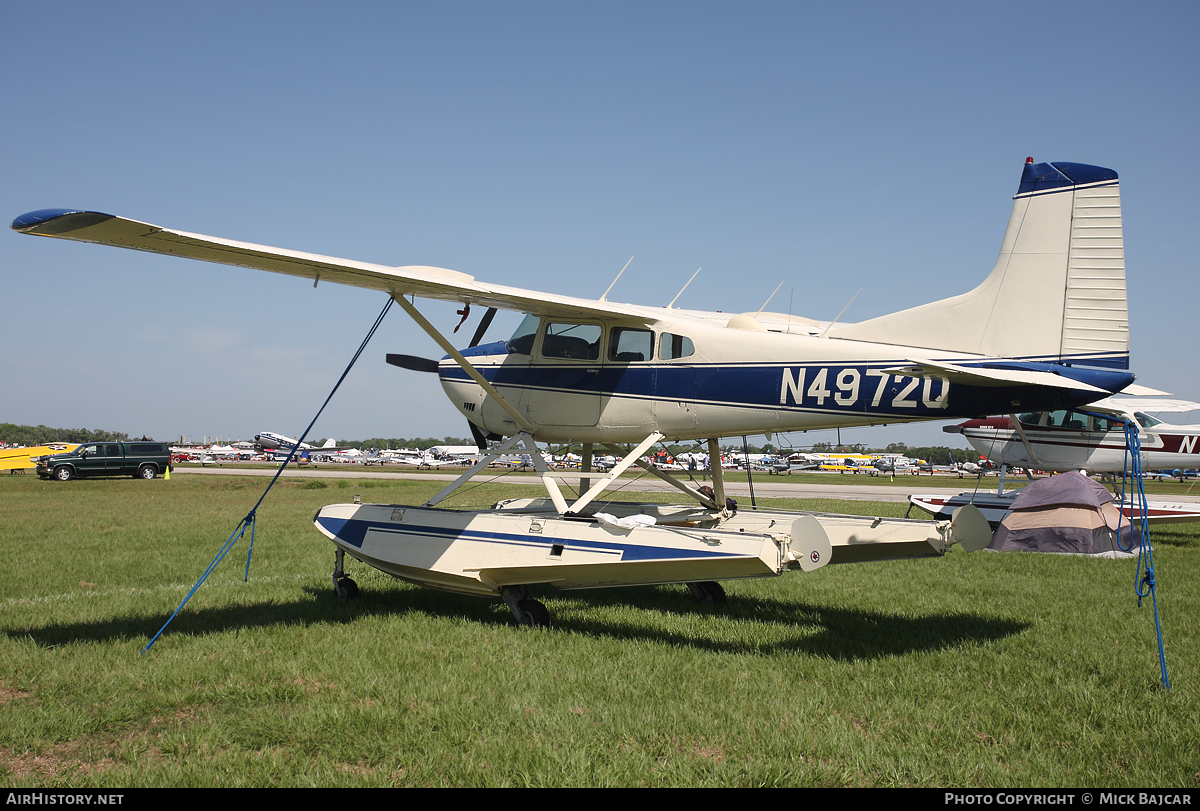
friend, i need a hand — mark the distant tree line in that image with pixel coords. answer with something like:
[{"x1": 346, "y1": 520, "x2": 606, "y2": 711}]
[
  {"x1": 0, "y1": 423, "x2": 131, "y2": 445},
  {"x1": 349, "y1": 436, "x2": 476, "y2": 451}
]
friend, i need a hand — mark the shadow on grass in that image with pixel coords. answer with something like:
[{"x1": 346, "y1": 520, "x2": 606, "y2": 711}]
[
  {"x1": 551, "y1": 586, "x2": 1028, "y2": 659},
  {"x1": 5, "y1": 581, "x2": 1027, "y2": 661},
  {"x1": 1141, "y1": 523, "x2": 1200, "y2": 549}
]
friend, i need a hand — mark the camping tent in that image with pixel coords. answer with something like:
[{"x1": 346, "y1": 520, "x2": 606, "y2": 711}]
[{"x1": 987, "y1": 472, "x2": 1139, "y2": 558}]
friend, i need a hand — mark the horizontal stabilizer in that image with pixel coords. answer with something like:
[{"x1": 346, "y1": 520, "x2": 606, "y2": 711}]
[
  {"x1": 1119, "y1": 384, "x2": 1171, "y2": 397},
  {"x1": 881, "y1": 359, "x2": 1108, "y2": 393},
  {"x1": 1084, "y1": 397, "x2": 1200, "y2": 415}
]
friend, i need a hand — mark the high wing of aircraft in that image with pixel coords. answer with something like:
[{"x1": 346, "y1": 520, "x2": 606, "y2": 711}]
[
  {"x1": 13, "y1": 157, "x2": 1139, "y2": 627},
  {"x1": 946, "y1": 396, "x2": 1200, "y2": 475}
]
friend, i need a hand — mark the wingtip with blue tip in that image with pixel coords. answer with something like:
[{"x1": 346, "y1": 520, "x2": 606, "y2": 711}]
[{"x1": 11, "y1": 209, "x2": 115, "y2": 235}]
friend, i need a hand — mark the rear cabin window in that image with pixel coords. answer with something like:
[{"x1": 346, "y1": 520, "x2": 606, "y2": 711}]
[
  {"x1": 542, "y1": 323, "x2": 602, "y2": 361},
  {"x1": 609, "y1": 328, "x2": 653, "y2": 362},
  {"x1": 660, "y1": 333, "x2": 695, "y2": 360}
]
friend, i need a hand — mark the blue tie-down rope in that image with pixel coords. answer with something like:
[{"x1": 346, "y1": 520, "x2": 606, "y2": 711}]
[
  {"x1": 1117, "y1": 419, "x2": 1170, "y2": 689},
  {"x1": 142, "y1": 295, "x2": 394, "y2": 654}
]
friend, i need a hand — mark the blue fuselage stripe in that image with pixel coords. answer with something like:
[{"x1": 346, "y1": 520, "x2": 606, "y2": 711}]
[{"x1": 439, "y1": 359, "x2": 1133, "y2": 419}]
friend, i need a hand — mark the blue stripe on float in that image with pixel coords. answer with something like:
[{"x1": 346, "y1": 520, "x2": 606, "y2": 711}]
[{"x1": 316, "y1": 516, "x2": 744, "y2": 561}]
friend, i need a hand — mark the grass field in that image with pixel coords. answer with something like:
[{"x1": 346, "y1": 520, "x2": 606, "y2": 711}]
[{"x1": 1, "y1": 472, "x2": 1197, "y2": 787}]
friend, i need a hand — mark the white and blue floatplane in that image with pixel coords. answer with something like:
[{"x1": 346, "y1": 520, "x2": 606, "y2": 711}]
[{"x1": 14, "y1": 158, "x2": 1143, "y2": 625}]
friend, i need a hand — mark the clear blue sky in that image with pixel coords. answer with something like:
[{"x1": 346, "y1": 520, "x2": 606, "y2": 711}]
[{"x1": 4, "y1": 1, "x2": 1198, "y2": 451}]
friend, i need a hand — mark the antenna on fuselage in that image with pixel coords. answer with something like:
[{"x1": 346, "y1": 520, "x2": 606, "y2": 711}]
[
  {"x1": 666, "y1": 267, "x2": 701, "y2": 309},
  {"x1": 755, "y1": 281, "x2": 785, "y2": 317},
  {"x1": 818, "y1": 288, "x2": 863, "y2": 338},
  {"x1": 600, "y1": 256, "x2": 634, "y2": 302}
]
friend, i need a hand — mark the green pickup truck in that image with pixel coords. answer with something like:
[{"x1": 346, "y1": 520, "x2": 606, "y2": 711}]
[{"x1": 36, "y1": 441, "x2": 172, "y2": 481}]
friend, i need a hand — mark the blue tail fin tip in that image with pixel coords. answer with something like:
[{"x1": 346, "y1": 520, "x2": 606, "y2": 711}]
[{"x1": 1018, "y1": 160, "x2": 1118, "y2": 195}]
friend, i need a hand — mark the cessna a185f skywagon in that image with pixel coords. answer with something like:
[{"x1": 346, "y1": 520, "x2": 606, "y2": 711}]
[{"x1": 13, "y1": 158, "x2": 1142, "y2": 626}]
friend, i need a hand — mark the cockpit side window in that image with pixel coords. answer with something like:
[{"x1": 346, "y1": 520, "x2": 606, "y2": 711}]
[
  {"x1": 1045, "y1": 410, "x2": 1069, "y2": 428},
  {"x1": 542, "y1": 323, "x2": 602, "y2": 361},
  {"x1": 1064, "y1": 413, "x2": 1086, "y2": 430},
  {"x1": 609, "y1": 328, "x2": 653, "y2": 362},
  {"x1": 1088, "y1": 415, "x2": 1122, "y2": 432},
  {"x1": 660, "y1": 332, "x2": 695, "y2": 360}
]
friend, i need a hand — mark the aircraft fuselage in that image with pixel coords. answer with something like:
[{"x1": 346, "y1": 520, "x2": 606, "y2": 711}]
[
  {"x1": 440, "y1": 315, "x2": 1134, "y2": 444},
  {"x1": 954, "y1": 413, "x2": 1200, "y2": 474}
]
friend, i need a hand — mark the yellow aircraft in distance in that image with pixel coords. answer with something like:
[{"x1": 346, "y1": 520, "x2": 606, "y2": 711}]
[{"x1": 0, "y1": 443, "x2": 80, "y2": 472}]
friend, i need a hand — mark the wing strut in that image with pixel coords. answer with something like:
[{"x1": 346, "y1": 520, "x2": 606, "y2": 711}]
[
  {"x1": 1007, "y1": 413, "x2": 1043, "y2": 468},
  {"x1": 391, "y1": 294, "x2": 535, "y2": 435}
]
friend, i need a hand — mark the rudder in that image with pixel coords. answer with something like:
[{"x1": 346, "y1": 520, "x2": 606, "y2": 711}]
[{"x1": 831, "y1": 158, "x2": 1128, "y2": 369}]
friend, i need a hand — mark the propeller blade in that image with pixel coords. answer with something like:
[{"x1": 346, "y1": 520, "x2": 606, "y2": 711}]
[
  {"x1": 469, "y1": 421, "x2": 490, "y2": 451},
  {"x1": 389, "y1": 307, "x2": 500, "y2": 450},
  {"x1": 469, "y1": 307, "x2": 498, "y2": 348},
  {"x1": 386, "y1": 353, "x2": 440, "y2": 373}
]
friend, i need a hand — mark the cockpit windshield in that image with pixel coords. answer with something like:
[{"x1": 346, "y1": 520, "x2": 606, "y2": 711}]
[
  {"x1": 506, "y1": 314, "x2": 540, "y2": 355},
  {"x1": 1134, "y1": 412, "x2": 1162, "y2": 429}
]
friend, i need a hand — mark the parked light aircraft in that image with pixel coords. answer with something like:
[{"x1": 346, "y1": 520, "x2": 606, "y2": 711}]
[
  {"x1": 0, "y1": 443, "x2": 80, "y2": 472},
  {"x1": 13, "y1": 158, "x2": 1141, "y2": 626},
  {"x1": 431, "y1": 445, "x2": 485, "y2": 459},
  {"x1": 946, "y1": 397, "x2": 1200, "y2": 476},
  {"x1": 910, "y1": 396, "x2": 1200, "y2": 527},
  {"x1": 254, "y1": 432, "x2": 341, "y2": 454},
  {"x1": 388, "y1": 449, "x2": 470, "y2": 468}
]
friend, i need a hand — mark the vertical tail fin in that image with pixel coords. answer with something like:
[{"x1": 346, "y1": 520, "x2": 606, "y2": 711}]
[{"x1": 832, "y1": 159, "x2": 1128, "y2": 369}]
